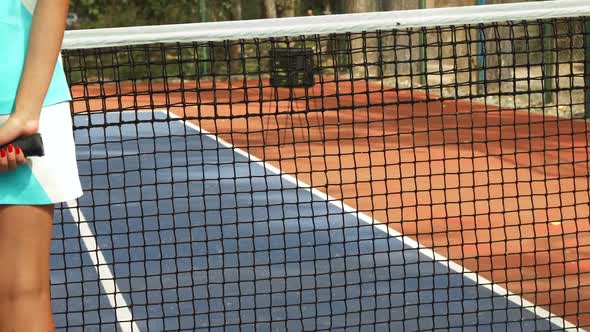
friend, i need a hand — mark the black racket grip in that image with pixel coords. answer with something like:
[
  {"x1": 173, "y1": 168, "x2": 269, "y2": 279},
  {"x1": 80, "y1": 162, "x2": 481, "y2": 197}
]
[{"x1": 0, "y1": 134, "x2": 45, "y2": 157}]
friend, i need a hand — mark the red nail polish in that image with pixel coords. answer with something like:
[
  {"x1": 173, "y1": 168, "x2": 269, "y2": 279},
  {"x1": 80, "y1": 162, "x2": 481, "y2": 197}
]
[
  {"x1": 16, "y1": 147, "x2": 21, "y2": 155},
  {"x1": 0, "y1": 150, "x2": 5, "y2": 158},
  {"x1": 8, "y1": 144, "x2": 13, "y2": 153}
]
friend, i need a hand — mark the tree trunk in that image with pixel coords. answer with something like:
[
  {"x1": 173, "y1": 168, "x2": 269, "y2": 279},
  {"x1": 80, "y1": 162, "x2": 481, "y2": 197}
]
[
  {"x1": 276, "y1": 0, "x2": 297, "y2": 17},
  {"x1": 344, "y1": 0, "x2": 379, "y2": 78},
  {"x1": 230, "y1": 0, "x2": 243, "y2": 75},
  {"x1": 345, "y1": 0, "x2": 376, "y2": 13},
  {"x1": 264, "y1": 0, "x2": 277, "y2": 18},
  {"x1": 323, "y1": 0, "x2": 332, "y2": 15},
  {"x1": 381, "y1": 0, "x2": 421, "y2": 86},
  {"x1": 231, "y1": 0, "x2": 242, "y2": 21},
  {"x1": 382, "y1": 0, "x2": 419, "y2": 11},
  {"x1": 481, "y1": 25, "x2": 514, "y2": 94}
]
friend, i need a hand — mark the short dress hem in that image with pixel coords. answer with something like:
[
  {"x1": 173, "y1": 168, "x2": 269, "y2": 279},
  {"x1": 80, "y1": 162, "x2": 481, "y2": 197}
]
[{"x1": 0, "y1": 102, "x2": 83, "y2": 205}]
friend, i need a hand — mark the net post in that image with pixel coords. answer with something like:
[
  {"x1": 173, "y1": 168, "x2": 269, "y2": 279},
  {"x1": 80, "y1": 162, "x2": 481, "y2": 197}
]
[
  {"x1": 543, "y1": 20, "x2": 554, "y2": 105},
  {"x1": 585, "y1": 17, "x2": 590, "y2": 118}
]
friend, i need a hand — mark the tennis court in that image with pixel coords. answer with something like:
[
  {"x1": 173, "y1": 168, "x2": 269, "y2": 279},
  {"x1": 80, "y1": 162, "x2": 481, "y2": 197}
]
[{"x1": 52, "y1": 1, "x2": 590, "y2": 330}]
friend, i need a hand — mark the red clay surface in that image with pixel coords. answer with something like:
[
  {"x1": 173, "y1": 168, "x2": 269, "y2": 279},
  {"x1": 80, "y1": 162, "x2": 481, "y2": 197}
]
[{"x1": 71, "y1": 80, "x2": 590, "y2": 328}]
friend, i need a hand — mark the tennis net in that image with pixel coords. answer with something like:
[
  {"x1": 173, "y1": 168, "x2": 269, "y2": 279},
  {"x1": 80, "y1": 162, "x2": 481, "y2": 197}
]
[{"x1": 53, "y1": 1, "x2": 590, "y2": 330}]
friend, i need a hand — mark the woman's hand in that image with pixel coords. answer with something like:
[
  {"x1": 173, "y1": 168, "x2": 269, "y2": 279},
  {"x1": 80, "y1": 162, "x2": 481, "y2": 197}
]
[
  {"x1": 0, "y1": 0, "x2": 70, "y2": 173},
  {"x1": 0, "y1": 144, "x2": 27, "y2": 172},
  {"x1": 0, "y1": 113, "x2": 39, "y2": 172}
]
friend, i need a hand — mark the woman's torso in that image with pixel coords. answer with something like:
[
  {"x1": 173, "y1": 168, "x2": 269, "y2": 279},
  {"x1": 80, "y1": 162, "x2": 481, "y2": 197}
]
[{"x1": 0, "y1": 0, "x2": 71, "y2": 115}]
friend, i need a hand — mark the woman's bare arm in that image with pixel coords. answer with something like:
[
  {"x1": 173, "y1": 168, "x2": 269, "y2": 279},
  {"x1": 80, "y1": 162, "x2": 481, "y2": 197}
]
[
  {"x1": 13, "y1": 0, "x2": 70, "y2": 119},
  {"x1": 0, "y1": 0, "x2": 69, "y2": 171}
]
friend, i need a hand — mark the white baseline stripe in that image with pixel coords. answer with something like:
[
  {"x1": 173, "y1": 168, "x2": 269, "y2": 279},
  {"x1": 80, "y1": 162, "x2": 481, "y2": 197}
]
[
  {"x1": 65, "y1": 199, "x2": 140, "y2": 331},
  {"x1": 166, "y1": 110, "x2": 583, "y2": 331}
]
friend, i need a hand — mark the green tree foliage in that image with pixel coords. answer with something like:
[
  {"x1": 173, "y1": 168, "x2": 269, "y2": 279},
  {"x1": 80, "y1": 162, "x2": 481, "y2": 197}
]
[
  {"x1": 70, "y1": 0, "x2": 253, "y2": 28},
  {"x1": 70, "y1": 0, "x2": 331, "y2": 28},
  {"x1": 69, "y1": 0, "x2": 532, "y2": 29},
  {"x1": 70, "y1": 0, "x2": 201, "y2": 28}
]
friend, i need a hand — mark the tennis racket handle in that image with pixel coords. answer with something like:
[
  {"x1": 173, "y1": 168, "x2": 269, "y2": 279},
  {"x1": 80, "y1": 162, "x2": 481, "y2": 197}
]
[{"x1": 0, "y1": 133, "x2": 45, "y2": 157}]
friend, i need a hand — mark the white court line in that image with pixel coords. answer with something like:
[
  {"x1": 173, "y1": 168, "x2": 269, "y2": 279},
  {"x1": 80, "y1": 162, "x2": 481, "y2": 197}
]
[
  {"x1": 167, "y1": 110, "x2": 583, "y2": 332},
  {"x1": 65, "y1": 198, "x2": 139, "y2": 331}
]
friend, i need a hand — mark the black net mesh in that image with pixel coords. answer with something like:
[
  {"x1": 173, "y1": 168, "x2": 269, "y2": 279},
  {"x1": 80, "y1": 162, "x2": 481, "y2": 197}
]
[{"x1": 52, "y1": 16, "x2": 590, "y2": 331}]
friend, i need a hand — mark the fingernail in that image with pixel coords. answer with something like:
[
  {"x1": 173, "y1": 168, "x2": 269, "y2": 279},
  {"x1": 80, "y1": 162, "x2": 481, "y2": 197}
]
[
  {"x1": 8, "y1": 144, "x2": 13, "y2": 153},
  {"x1": 0, "y1": 150, "x2": 5, "y2": 158},
  {"x1": 16, "y1": 147, "x2": 21, "y2": 155}
]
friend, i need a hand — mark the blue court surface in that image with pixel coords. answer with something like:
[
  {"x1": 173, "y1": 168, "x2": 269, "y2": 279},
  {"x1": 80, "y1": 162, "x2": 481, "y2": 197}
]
[{"x1": 49, "y1": 111, "x2": 568, "y2": 331}]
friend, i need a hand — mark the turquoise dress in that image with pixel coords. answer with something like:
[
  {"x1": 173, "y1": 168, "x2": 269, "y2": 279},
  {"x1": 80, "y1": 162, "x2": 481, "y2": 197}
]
[
  {"x1": 0, "y1": 0, "x2": 82, "y2": 205},
  {"x1": 0, "y1": 0, "x2": 71, "y2": 115}
]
